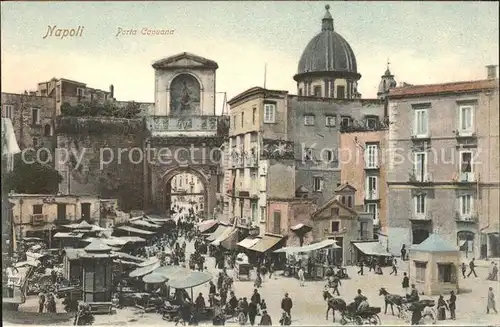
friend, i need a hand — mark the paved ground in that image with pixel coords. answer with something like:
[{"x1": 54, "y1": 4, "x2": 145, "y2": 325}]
[{"x1": 5, "y1": 239, "x2": 500, "y2": 326}]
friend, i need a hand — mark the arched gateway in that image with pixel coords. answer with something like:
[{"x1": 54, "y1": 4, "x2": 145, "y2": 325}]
[{"x1": 143, "y1": 52, "x2": 228, "y2": 218}]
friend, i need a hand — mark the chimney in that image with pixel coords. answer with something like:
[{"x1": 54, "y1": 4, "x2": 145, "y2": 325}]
[
  {"x1": 486, "y1": 65, "x2": 498, "y2": 79},
  {"x1": 109, "y1": 84, "x2": 114, "y2": 98}
]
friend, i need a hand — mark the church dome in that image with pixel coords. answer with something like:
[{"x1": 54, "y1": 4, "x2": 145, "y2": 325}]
[{"x1": 295, "y1": 5, "x2": 359, "y2": 80}]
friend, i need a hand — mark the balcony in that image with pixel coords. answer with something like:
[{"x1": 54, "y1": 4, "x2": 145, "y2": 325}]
[
  {"x1": 453, "y1": 172, "x2": 476, "y2": 183},
  {"x1": 365, "y1": 189, "x2": 379, "y2": 200},
  {"x1": 31, "y1": 214, "x2": 48, "y2": 226},
  {"x1": 245, "y1": 155, "x2": 258, "y2": 168},
  {"x1": 408, "y1": 171, "x2": 434, "y2": 184},
  {"x1": 410, "y1": 211, "x2": 433, "y2": 221},
  {"x1": 454, "y1": 129, "x2": 477, "y2": 139},
  {"x1": 146, "y1": 115, "x2": 227, "y2": 137},
  {"x1": 364, "y1": 162, "x2": 379, "y2": 170},
  {"x1": 411, "y1": 130, "x2": 431, "y2": 142},
  {"x1": 455, "y1": 211, "x2": 478, "y2": 223}
]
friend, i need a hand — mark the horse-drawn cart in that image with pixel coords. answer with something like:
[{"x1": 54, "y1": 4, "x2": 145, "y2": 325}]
[{"x1": 340, "y1": 305, "x2": 381, "y2": 325}]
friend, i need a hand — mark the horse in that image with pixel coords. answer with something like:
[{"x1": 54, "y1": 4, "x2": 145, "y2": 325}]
[
  {"x1": 323, "y1": 289, "x2": 347, "y2": 322},
  {"x1": 379, "y1": 288, "x2": 404, "y2": 316}
]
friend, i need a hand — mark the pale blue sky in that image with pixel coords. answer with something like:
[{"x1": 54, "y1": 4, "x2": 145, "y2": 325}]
[{"x1": 1, "y1": 1, "x2": 498, "y2": 105}]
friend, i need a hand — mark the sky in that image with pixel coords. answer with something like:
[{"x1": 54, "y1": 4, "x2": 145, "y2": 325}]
[{"x1": 1, "y1": 1, "x2": 499, "y2": 110}]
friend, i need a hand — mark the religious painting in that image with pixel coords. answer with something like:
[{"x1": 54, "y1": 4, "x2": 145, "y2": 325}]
[{"x1": 169, "y1": 74, "x2": 201, "y2": 116}]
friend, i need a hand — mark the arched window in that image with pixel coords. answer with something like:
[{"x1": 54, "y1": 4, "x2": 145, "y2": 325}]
[
  {"x1": 169, "y1": 74, "x2": 201, "y2": 116},
  {"x1": 457, "y1": 231, "x2": 475, "y2": 256},
  {"x1": 347, "y1": 196, "x2": 353, "y2": 208},
  {"x1": 44, "y1": 124, "x2": 52, "y2": 136},
  {"x1": 341, "y1": 196, "x2": 346, "y2": 205}
]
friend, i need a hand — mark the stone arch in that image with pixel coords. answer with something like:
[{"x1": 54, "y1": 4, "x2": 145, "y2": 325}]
[
  {"x1": 161, "y1": 167, "x2": 209, "y2": 217},
  {"x1": 167, "y1": 71, "x2": 204, "y2": 91},
  {"x1": 168, "y1": 72, "x2": 203, "y2": 116}
]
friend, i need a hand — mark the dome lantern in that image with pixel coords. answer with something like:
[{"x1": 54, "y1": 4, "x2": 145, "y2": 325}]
[{"x1": 322, "y1": 5, "x2": 334, "y2": 31}]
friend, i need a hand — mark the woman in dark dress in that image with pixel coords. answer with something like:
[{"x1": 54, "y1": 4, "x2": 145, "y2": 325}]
[{"x1": 437, "y1": 295, "x2": 449, "y2": 320}]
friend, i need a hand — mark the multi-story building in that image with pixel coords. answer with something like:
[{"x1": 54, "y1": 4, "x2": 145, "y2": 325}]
[
  {"x1": 386, "y1": 66, "x2": 499, "y2": 258},
  {"x1": 339, "y1": 66, "x2": 397, "y2": 237},
  {"x1": 170, "y1": 172, "x2": 205, "y2": 212}
]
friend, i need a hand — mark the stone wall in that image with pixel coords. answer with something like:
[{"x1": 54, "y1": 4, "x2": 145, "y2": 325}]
[{"x1": 55, "y1": 117, "x2": 146, "y2": 212}]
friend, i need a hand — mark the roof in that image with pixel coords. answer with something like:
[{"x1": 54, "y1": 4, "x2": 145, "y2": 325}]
[
  {"x1": 77, "y1": 220, "x2": 92, "y2": 229},
  {"x1": 389, "y1": 79, "x2": 498, "y2": 98},
  {"x1": 84, "y1": 239, "x2": 112, "y2": 252},
  {"x1": 311, "y1": 196, "x2": 358, "y2": 219},
  {"x1": 295, "y1": 185, "x2": 310, "y2": 194},
  {"x1": 352, "y1": 241, "x2": 392, "y2": 257},
  {"x1": 53, "y1": 232, "x2": 84, "y2": 239},
  {"x1": 129, "y1": 219, "x2": 161, "y2": 229},
  {"x1": 116, "y1": 225, "x2": 155, "y2": 235},
  {"x1": 152, "y1": 52, "x2": 218, "y2": 69},
  {"x1": 290, "y1": 223, "x2": 312, "y2": 232},
  {"x1": 295, "y1": 6, "x2": 358, "y2": 78},
  {"x1": 115, "y1": 236, "x2": 146, "y2": 243},
  {"x1": 227, "y1": 86, "x2": 289, "y2": 106},
  {"x1": 64, "y1": 248, "x2": 86, "y2": 260},
  {"x1": 237, "y1": 237, "x2": 261, "y2": 249},
  {"x1": 410, "y1": 234, "x2": 459, "y2": 252},
  {"x1": 335, "y1": 183, "x2": 357, "y2": 192}
]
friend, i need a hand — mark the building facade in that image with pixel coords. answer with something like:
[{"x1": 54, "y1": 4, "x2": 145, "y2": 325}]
[{"x1": 386, "y1": 67, "x2": 499, "y2": 258}]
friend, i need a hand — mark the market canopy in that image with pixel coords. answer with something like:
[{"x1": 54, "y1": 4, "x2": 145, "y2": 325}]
[
  {"x1": 352, "y1": 241, "x2": 392, "y2": 257},
  {"x1": 274, "y1": 239, "x2": 340, "y2": 253},
  {"x1": 142, "y1": 266, "x2": 190, "y2": 284},
  {"x1": 53, "y1": 232, "x2": 84, "y2": 239},
  {"x1": 290, "y1": 223, "x2": 313, "y2": 233},
  {"x1": 129, "y1": 261, "x2": 161, "y2": 278},
  {"x1": 138, "y1": 257, "x2": 160, "y2": 267},
  {"x1": 237, "y1": 237, "x2": 261, "y2": 249},
  {"x1": 129, "y1": 219, "x2": 162, "y2": 229},
  {"x1": 168, "y1": 271, "x2": 213, "y2": 289},
  {"x1": 250, "y1": 234, "x2": 284, "y2": 253},
  {"x1": 197, "y1": 219, "x2": 218, "y2": 233},
  {"x1": 112, "y1": 251, "x2": 145, "y2": 262},
  {"x1": 116, "y1": 225, "x2": 156, "y2": 235},
  {"x1": 211, "y1": 227, "x2": 238, "y2": 249},
  {"x1": 206, "y1": 225, "x2": 231, "y2": 242}
]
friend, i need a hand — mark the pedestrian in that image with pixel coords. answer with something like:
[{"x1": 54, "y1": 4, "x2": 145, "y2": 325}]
[
  {"x1": 331, "y1": 275, "x2": 340, "y2": 296},
  {"x1": 401, "y1": 244, "x2": 407, "y2": 261},
  {"x1": 251, "y1": 289, "x2": 261, "y2": 312},
  {"x1": 298, "y1": 267, "x2": 305, "y2": 286},
  {"x1": 280, "y1": 293, "x2": 293, "y2": 319},
  {"x1": 448, "y1": 290, "x2": 456, "y2": 320},
  {"x1": 461, "y1": 262, "x2": 467, "y2": 278},
  {"x1": 390, "y1": 258, "x2": 398, "y2": 276},
  {"x1": 259, "y1": 310, "x2": 272, "y2": 325},
  {"x1": 268, "y1": 262, "x2": 275, "y2": 279},
  {"x1": 402, "y1": 272, "x2": 410, "y2": 294},
  {"x1": 279, "y1": 310, "x2": 291, "y2": 325},
  {"x1": 248, "y1": 299, "x2": 258, "y2": 326},
  {"x1": 437, "y1": 295, "x2": 448, "y2": 320},
  {"x1": 487, "y1": 287, "x2": 498, "y2": 314},
  {"x1": 467, "y1": 258, "x2": 478, "y2": 277},
  {"x1": 357, "y1": 260, "x2": 364, "y2": 275},
  {"x1": 209, "y1": 281, "x2": 216, "y2": 295},
  {"x1": 38, "y1": 290, "x2": 46, "y2": 313}
]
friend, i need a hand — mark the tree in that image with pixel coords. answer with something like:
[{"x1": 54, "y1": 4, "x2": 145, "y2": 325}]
[{"x1": 3, "y1": 151, "x2": 63, "y2": 194}]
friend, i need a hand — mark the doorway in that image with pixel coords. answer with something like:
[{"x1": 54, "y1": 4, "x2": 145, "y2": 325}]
[
  {"x1": 57, "y1": 204, "x2": 66, "y2": 221},
  {"x1": 81, "y1": 203, "x2": 91, "y2": 221}
]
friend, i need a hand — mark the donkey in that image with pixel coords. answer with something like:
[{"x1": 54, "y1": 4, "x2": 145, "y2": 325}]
[
  {"x1": 379, "y1": 288, "x2": 404, "y2": 316},
  {"x1": 323, "y1": 289, "x2": 347, "y2": 322}
]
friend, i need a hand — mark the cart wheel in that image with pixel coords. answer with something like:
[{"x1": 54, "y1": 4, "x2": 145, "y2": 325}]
[
  {"x1": 340, "y1": 317, "x2": 348, "y2": 325},
  {"x1": 369, "y1": 314, "x2": 381, "y2": 325},
  {"x1": 354, "y1": 316, "x2": 363, "y2": 325}
]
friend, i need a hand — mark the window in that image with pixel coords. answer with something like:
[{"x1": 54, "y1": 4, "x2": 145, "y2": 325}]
[
  {"x1": 273, "y1": 211, "x2": 281, "y2": 234},
  {"x1": 331, "y1": 221, "x2": 340, "y2": 232},
  {"x1": 233, "y1": 115, "x2": 236, "y2": 128},
  {"x1": 460, "y1": 151, "x2": 472, "y2": 173},
  {"x1": 44, "y1": 124, "x2": 52, "y2": 136},
  {"x1": 459, "y1": 105, "x2": 473, "y2": 132},
  {"x1": 263, "y1": 103, "x2": 276, "y2": 123},
  {"x1": 313, "y1": 177, "x2": 323, "y2": 192},
  {"x1": 56, "y1": 85, "x2": 61, "y2": 102},
  {"x1": 366, "y1": 176, "x2": 378, "y2": 198},
  {"x1": 32, "y1": 137, "x2": 39, "y2": 148},
  {"x1": 32, "y1": 108, "x2": 40, "y2": 125},
  {"x1": 32, "y1": 204, "x2": 43, "y2": 215},
  {"x1": 241, "y1": 112, "x2": 244, "y2": 127},
  {"x1": 3, "y1": 105, "x2": 13, "y2": 118},
  {"x1": 414, "y1": 109, "x2": 428, "y2": 136},
  {"x1": 313, "y1": 86, "x2": 322, "y2": 97},
  {"x1": 341, "y1": 116, "x2": 352, "y2": 128},
  {"x1": 304, "y1": 148, "x2": 313, "y2": 161},
  {"x1": 260, "y1": 206, "x2": 266, "y2": 222},
  {"x1": 251, "y1": 202, "x2": 257, "y2": 222},
  {"x1": 252, "y1": 108, "x2": 256, "y2": 125},
  {"x1": 365, "y1": 144, "x2": 379, "y2": 168},
  {"x1": 414, "y1": 152, "x2": 427, "y2": 182},
  {"x1": 359, "y1": 221, "x2": 368, "y2": 239},
  {"x1": 366, "y1": 203, "x2": 378, "y2": 221},
  {"x1": 366, "y1": 117, "x2": 378, "y2": 129},
  {"x1": 179, "y1": 178, "x2": 183, "y2": 187},
  {"x1": 457, "y1": 231, "x2": 475, "y2": 254},
  {"x1": 341, "y1": 196, "x2": 346, "y2": 205},
  {"x1": 304, "y1": 115, "x2": 315, "y2": 126},
  {"x1": 438, "y1": 263, "x2": 456, "y2": 283},
  {"x1": 459, "y1": 194, "x2": 473, "y2": 216},
  {"x1": 414, "y1": 261, "x2": 427, "y2": 283},
  {"x1": 347, "y1": 196, "x2": 353, "y2": 208},
  {"x1": 415, "y1": 194, "x2": 426, "y2": 215},
  {"x1": 337, "y1": 85, "x2": 345, "y2": 99},
  {"x1": 331, "y1": 207, "x2": 340, "y2": 216},
  {"x1": 325, "y1": 115, "x2": 336, "y2": 127},
  {"x1": 76, "y1": 87, "x2": 85, "y2": 96},
  {"x1": 325, "y1": 150, "x2": 334, "y2": 162}
]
